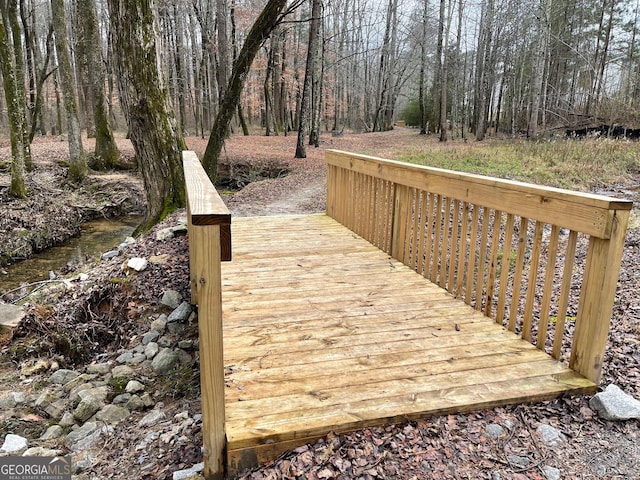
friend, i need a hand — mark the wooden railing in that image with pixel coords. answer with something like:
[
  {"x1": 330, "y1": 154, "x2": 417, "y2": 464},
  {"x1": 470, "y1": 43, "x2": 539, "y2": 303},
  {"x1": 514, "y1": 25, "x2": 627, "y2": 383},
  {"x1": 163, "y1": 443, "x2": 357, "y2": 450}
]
[
  {"x1": 326, "y1": 149, "x2": 632, "y2": 385},
  {"x1": 183, "y1": 151, "x2": 231, "y2": 480}
]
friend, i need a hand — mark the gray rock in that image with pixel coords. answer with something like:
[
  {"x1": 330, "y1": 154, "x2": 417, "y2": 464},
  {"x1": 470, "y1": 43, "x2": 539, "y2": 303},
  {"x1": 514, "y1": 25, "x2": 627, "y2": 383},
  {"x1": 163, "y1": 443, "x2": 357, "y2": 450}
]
[
  {"x1": 542, "y1": 466, "x2": 561, "y2": 480},
  {"x1": 171, "y1": 224, "x2": 188, "y2": 236},
  {"x1": 177, "y1": 340, "x2": 194, "y2": 350},
  {"x1": 175, "y1": 348, "x2": 193, "y2": 365},
  {"x1": 537, "y1": 424, "x2": 566, "y2": 447},
  {"x1": 116, "y1": 350, "x2": 135, "y2": 364},
  {"x1": 44, "y1": 399, "x2": 68, "y2": 419},
  {"x1": 0, "y1": 303, "x2": 25, "y2": 331},
  {"x1": 1, "y1": 433, "x2": 28, "y2": 453},
  {"x1": 78, "y1": 386, "x2": 110, "y2": 404},
  {"x1": 73, "y1": 396, "x2": 102, "y2": 422},
  {"x1": 157, "y1": 335, "x2": 172, "y2": 348},
  {"x1": 139, "y1": 409, "x2": 166, "y2": 427},
  {"x1": 142, "y1": 330, "x2": 160, "y2": 345},
  {"x1": 40, "y1": 425, "x2": 64, "y2": 440},
  {"x1": 74, "y1": 451, "x2": 96, "y2": 472},
  {"x1": 111, "y1": 365, "x2": 135, "y2": 378},
  {"x1": 507, "y1": 455, "x2": 530, "y2": 468},
  {"x1": 145, "y1": 342, "x2": 159, "y2": 359},
  {"x1": 125, "y1": 395, "x2": 145, "y2": 411},
  {"x1": 86, "y1": 363, "x2": 112, "y2": 375},
  {"x1": 0, "y1": 392, "x2": 20, "y2": 409},
  {"x1": 167, "y1": 321, "x2": 185, "y2": 334},
  {"x1": 62, "y1": 373, "x2": 94, "y2": 392},
  {"x1": 112, "y1": 393, "x2": 132, "y2": 405},
  {"x1": 152, "y1": 348, "x2": 180, "y2": 375},
  {"x1": 151, "y1": 315, "x2": 168, "y2": 334},
  {"x1": 59, "y1": 412, "x2": 76, "y2": 427},
  {"x1": 49, "y1": 369, "x2": 80, "y2": 385},
  {"x1": 589, "y1": 384, "x2": 640, "y2": 420},
  {"x1": 23, "y1": 446, "x2": 64, "y2": 457},
  {"x1": 162, "y1": 290, "x2": 183, "y2": 309},
  {"x1": 127, "y1": 257, "x2": 148, "y2": 272},
  {"x1": 20, "y1": 359, "x2": 50, "y2": 376},
  {"x1": 94, "y1": 405, "x2": 130, "y2": 424},
  {"x1": 140, "y1": 393, "x2": 154, "y2": 408},
  {"x1": 119, "y1": 237, "x2": 136, "y2": 250},
  {"x1": 33, "y1": 391, "x2": 61, "y2": 410},
  {"x1": 102, "y1": 250, "x2": 119, "y2": 260},
  {"x1": 126, "y1": 380, "x2": 145, "y2": 394},
  {"x1": 172, "y1": 462, "x2": 204, "y2": 480},
  {"x1": 168, "y1": 302, "x2": 192, "y2": 323},
  {"x1": 65, "y1": 422, "x2": 113, "y2": 451},
  {"x1": 156, "y1": 228, "x2": 175, "y2": 241},
  {"x1": 485, "y1": 423, "x2": 505, "y2": 439}
]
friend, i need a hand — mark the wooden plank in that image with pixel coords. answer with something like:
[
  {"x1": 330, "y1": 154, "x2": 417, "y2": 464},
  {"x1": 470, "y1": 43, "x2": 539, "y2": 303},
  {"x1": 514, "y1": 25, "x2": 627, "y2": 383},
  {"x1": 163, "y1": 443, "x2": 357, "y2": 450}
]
[
  {"x1": 509, "y1": 217, "x2": 529, "y2": 332},
  {"x1": 465, "y1": 205, "x2": 479, "y2": 305},
  {"x1": 522, "y1": 221, "x2": 544, "y2": 342},
  {"x1": 496, "y1": 214, "x2": 515, "y2": 325},
  {"x1": 537, "y1": 225, "x2": 561, "y2": 351},
  {"x1": 475, "y1": 207, "x2": 490, "y2": 310},
  {"x1": 455, "y1": 202, "x2": 470, "y2": 298},
  {"x1": 484, "y1": 210, "x2": 503, "y2": 318},
  {"x1": 552, "y1": 230, "x2": 578, "y2": 359},
  {"x1": 326, "y1": 150, "x2": 632, "y2": 238}
]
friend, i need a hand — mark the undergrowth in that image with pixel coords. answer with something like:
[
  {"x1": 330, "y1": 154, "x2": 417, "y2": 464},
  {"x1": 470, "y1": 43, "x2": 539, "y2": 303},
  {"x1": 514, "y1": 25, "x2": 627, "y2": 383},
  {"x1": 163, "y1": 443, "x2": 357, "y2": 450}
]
[{"x1": 397, "y1": 138, "x2": 640, "y2": 190}]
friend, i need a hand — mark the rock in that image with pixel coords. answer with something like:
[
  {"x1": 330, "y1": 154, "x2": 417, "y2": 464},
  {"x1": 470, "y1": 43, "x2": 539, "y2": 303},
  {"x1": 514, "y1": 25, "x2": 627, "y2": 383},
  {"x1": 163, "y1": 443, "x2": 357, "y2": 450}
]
[
  {"x1": 1, "y1": 434, "x2": 28, "y2": 453},
  {"x1": 102, "y1": 250, "x2": 119, "y2": 260},
  {"x1": 111, "y1": 365, "x2": 135, "y2": 378},
  {"x1": 167, "y1": 321, "x2": 185, "y2": 334},
  {"x1": 79, "y1": 273, "x2": 89, "y2": 281},
  {"x1": 142, "y1": 330, "x2": 160, "y2": 345},
  {"x1": 116, "y1": 350, "x2": 147, "y2": 365},
  {"x1": 152, "y1": 348, "x2": 180, "y2": 375},
  {"x1": 156, "y1": 228, "x2": 175, "y2": 241},
  {"x1": 162, "y1": 290, "x2": 183, "y2": 309},
  {"x1": 542, "y1": 466, "x2": 561, "y2": 480},
  {"x1": 145, "y1": 342, "x2": 159, "y2": 359},
  {"x1": 63, "y1": 373, "x2": 94, "y2": 392},
  {"x1": 589, "y1": 384, "x2": 640, "y2": 420},
  {"x1": 20, "y1": 359, "x2": 50, "y2": 376},
  {"x1": 59, "y1": 412, "x2": 76, "y2": 427},
  {"x1": 78, "y1": 386, "x2": 110, "y2": 404},
  {"x1": 171, "y1": 224, "x2": 188, "y2": 236},
  {"x1": 174, "y1": 411, "x2": 189, "y2": 421},
  {"x1": 168, "y1": 302, "x2": 192, "y2": 323},
  {"x1": 537, "y1": 424, "x2": 566, "y2": 447},
  {"x1": 506, "y1": 455, "x2": 530, "y2": 468},
  {"x1": 140, "y1": 393, "x2": 154, "y2": 408},
  {"x1": 33, "y1": 391, "x2": 61, "y2": 410},
  {"x1": 0, "y1": 303, "x2": 25, "y2": 331},
  {"x1": 139, "y1": 409, "x2": 166, "y2": 427},
  {"x1": 74, "y1": 451, "x2": 97, "y2": 472},
  {"x1": 23, "y1": 446, "x2": 64, "y2": 457},
  {"x1": 86, "y1": 362, "x2": 112, "y2": 375},
  {"x1": 150, "y1": 254, "x2": 170, "y2": 265},
  {"x1": 485, "y1": 423, "x2": 505, "y2": 439},
  {"x1": 127, "y1": 257, "x2": 148, "y2": 272},
  {"x1": 172, "y1": 462, "x2": 204, "y2": 480},
  {"x1": 49, "y1": 369, "x2": 80, "y2": 385},
  {"x1": 40, "y1": 425, "x2": 64, "y2": 440},
  {"x1": 175, "y1": 349, "x2": 193, "y2": 365},
  {"x1": 73, "y1": 396, "x2": 102, "y2": 422},
  {"x1": 157, "y1": 336, "x2": 172, "y2": 348},
  {"x1": 44, "y1": 399, "x2": 68, "y2": 419},
  {"x1": 94, "y1": 405, "x2": 130, "y2": 424},
  {"x1": 65, "y1": 422, "x2": 113, "y2": 451},
  {"x1": 119, "y1": 237, "x2": 136, "y2": 250},
  {"x1": 125, "y1": 395, "x2": 145, "y2": 411},
  {"x1": 112, "y1": 393, "x2": 131, "y2": 405},
  {"x1": 177, "y1": 340, "x2": 194, "y2": 350},
  {"x1": 0, "y1": 392, "x2": 22, "y2": 409},
  {"x1": 151, "y1": 315, "x2": 168, "y2": 334},
  {"x1": 126, "y1": 380, "x2": 145, "y2": 394}
]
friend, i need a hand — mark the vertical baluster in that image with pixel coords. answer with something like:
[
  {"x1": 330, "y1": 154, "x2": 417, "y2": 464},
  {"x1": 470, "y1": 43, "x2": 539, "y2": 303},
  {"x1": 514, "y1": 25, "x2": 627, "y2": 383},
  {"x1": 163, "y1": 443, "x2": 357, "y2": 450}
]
[
  {"x1": 475, "y1": 207, "x2": 490, "y2": 310},
  {"x1": 417, "y1": 192, "x2": 428, "y2": 276},
  {"x1": 447, "y1": 200, "x2": 461, "y2": 294},
  {"x1": 537, "y1": 225, "x2": 560, "y2": 351},
  {"x1": 440, "y1": 197, "x2": 452, "y2": 287},
  {"x1": 496, "y1": 214, "x2": 515, "y2": 325},
  {"x1": 431, "y1": 194, "x2": 443, "y2": 283},
  {"x1": 508, "y1": 217, "x2": 529, "y2": 332},
  {"x1": 455, "y1": 202, "x2": 470, "y2": 299},
  {"x1": 484, "y1": 210, "x2": 503, "y2": 318},
  {"x1": 552, "y1": 230, "x2": 578, "y2": 359},
  {"x1": 465, "y1": 206, "x2": 480, "y2": 306},
  {"x1": 424, "y1": 193, "x2": 435, "y2": 279},
  {"x1": 522, "y1": 221, "x2": 544, "y2": 342}
]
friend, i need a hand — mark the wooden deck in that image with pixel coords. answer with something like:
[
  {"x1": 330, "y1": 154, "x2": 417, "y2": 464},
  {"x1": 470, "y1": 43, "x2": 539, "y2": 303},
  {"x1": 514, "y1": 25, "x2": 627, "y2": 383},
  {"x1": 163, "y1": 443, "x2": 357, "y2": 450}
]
[{"x1": 221, "y1": 214, "x2": 595, "y2": 474}]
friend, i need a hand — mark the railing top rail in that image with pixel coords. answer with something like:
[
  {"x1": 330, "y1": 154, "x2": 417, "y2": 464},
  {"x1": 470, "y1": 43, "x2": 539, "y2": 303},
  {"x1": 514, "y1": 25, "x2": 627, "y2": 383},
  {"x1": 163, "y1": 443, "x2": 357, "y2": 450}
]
[
  {"x1": 327, "y1": 149, "x2": 633, "y2": 239},
  {"x1": 183, "y1": 150, "x2": 231, "y2": 226}
]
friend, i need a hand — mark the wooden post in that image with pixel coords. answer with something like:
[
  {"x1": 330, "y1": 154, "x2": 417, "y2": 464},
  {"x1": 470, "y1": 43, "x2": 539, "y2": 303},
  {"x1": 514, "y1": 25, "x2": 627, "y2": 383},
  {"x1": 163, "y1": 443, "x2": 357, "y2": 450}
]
[{"x1": 570, "y1": 210, "x2": 630, "y2": 383}]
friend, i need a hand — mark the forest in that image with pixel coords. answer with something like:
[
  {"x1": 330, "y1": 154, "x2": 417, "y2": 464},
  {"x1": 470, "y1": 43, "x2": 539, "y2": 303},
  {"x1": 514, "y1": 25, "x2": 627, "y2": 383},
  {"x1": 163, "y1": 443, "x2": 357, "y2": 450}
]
[{"x1": 1, "y1": 0, "x2": 639, "y2": 220}]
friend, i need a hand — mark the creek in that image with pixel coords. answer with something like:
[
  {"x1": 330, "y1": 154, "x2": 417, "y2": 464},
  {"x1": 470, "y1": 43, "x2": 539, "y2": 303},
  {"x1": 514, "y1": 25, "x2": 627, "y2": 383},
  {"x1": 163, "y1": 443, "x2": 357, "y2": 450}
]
[{"x1": 0, "y1": 215, "x2": 142, "y2": 299}]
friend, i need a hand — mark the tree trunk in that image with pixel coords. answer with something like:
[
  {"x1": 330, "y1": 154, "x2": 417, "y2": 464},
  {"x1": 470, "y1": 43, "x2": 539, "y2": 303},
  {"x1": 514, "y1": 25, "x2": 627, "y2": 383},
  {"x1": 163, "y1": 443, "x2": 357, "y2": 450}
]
[
  {"x1": 419, "y1": 0, "x2": 428, "y2": 135},
  {"x1": 295, "y1": 0, "x2": 321, "y2": 158},
  {"x1": 78, "y1": 0, "x2": 119, "y2": 169},
  {"x1": 51, "y1": 0, "x2": 87, "y2": 183},
  {"x1": 202, "y1": 0, "x2": 295, "y2": 182},
  {"x1": 0, "y1": 9, "x2": 27, "y2": 198},
  {"x1": 108, "y1": 0, "x2": 186, "y2": 233}
]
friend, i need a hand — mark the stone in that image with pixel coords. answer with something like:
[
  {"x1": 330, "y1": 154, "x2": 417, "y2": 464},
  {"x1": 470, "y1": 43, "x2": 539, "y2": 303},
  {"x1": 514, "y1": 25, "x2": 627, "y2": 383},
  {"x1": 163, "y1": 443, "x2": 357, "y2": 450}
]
[
  {"x1": 537, "y1": 424, "x2": 566, "y2": 447},
  {"x1": 139, "y1": 409, "x2": 166, "y2": 427},
  {"x1": 23, "y1": 446, "x2": 64, "y2": 457},
  {"x1": 506, "y1": 455, "x2": 530, "y2": 469},
  {"x1": 49, "y1": 369, "x2": 80, "y2": 385},
  {"x1": 74, "y1": 451, "x2": 96, "y2": 472},
  {"x1": 542, "y1": 466, "x2": 561, "y2": 480},
  {"x1": 40, "y1": 425, "x2": 64, "y2": 440},
  {"x1": 1, "y1": 434, "x2": 28, "y2": 453},
  {"x1": 125, "y1": 395, "x2": 145, "y2": 411},
  {"x1": 119, "y1": 237, "x2": 136, "y2": 249},
  {"x1": 111, "y1": 365, "x2": 135, "y2": 378},
  {"x1": 177, "y1": 340, "x2": 194, "y2": 350},
  {"x1": 171, "y1": 224, "x2": 188, "y2": 236},
  {"x1": 145, "y1": 342, "x2": 159, "y2": 359},
  {"x1": 485, "y1": 423, "x2": 505, "y2": 439},
  {"x1": 175, "y1": 349, "x2": 193, "y2": 365},
  {"x1": 167, "y1": 321, "x2": 185, "y2": 334},
  {"x1": 33, "y1": 391, "x2": 61, "y2": 410},
  {"x1": 78, "y1": 386, "x2": 110, "y2": 404},
  {"x1": 157, "y1": 336, "x2": 172, "y2": 348},
  {"x1": 127, "y1": 257, "x2": 148, "y2": 272},
  {"x1": 63, "y1": 373, "x2": 95, "y2": 392},
  {"x1": 79, "y1": 273, "x2": 89, "y2": 281},
  {"x1": 150, "y1": 254, "x2": 170, "y2": 265},
  {"x1": 102, "y1": 250, "x2": 119, "y2": 260},
  {"x1": 94, "y1": 405, "x2": 130, "y2": 424},
  {"x1": 65, "y1": 423, "x2": 113, "y2": 451},
  {"x1": 589, "y1": 384, "x2": 640, "y2": 420},
  {"x1": 73, "y1": 396, "x2": 102, "y2": 422},
  {"x1": 20, "y1": 359, "x2": 50, "y2": 376},
  {"x1": 59, "y1": 412, "x2": 76, "y2": 427},
  {"x1": 0, "y1": 303, "x2": 25, "y2": 331},
  {"x1": 0, "y1": 392, "x2": 19, "y2": 409},
  {"x1": 126, "y1": 380, "x2": 145, "y2": 394},
  {"x1": 167, "y1": 302, "x2": 192, "y2": 323},
  {"x1": 140, "y1": 393, "x2": 154, "y2": 408},
  {"x1": 151, "y1": 315, "x2": 168, "y2": 334},
  {"x1": 142, "y1": 330, "x2": 160, "y2": 345},
  {"x1": 44, "y1": 399, "x2": 68, "y2": 419},
  {"x1": 152, "y1": 348, "x2": 180, "y2": 375},
  {"x1": 172, "y1": 462, "x2": 204, "y2": 480},
  {"x1": 156, "y1": 228, "x2": 175, "y2": 241},
  {"x1": 112, "y1": 393, "x2": 132, "y2": 405},
  {"x1": 86, "y1": 362, "x2": 112, "y2": 375},
  {"x1": 161, "y1": 290, "x2": 183, "y2": 309}
]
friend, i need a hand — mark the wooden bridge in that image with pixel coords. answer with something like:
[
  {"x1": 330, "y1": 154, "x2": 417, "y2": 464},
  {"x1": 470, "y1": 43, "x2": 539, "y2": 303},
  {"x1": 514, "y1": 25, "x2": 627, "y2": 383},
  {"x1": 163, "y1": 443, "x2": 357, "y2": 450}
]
[{"x1": 182, "y1": 150, "x2": 632, "y2": 479}]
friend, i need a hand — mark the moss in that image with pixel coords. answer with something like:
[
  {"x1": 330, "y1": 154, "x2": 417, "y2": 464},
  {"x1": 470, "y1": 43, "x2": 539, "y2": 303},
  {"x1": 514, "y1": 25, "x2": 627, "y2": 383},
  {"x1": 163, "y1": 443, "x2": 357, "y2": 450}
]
[
  {"x1": 155, "y1": 365, "x2": 199, "y2": 400},
  {"x1": 108, "y1": 376, "x2": 131, "y2": 395}
]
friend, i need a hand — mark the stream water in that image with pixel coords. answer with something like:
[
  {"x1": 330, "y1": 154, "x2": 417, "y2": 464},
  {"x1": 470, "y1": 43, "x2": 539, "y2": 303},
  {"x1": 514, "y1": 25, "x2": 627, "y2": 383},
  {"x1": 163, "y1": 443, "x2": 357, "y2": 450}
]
[{"x1": 0, "y1": 215, "x2": 143, "y2": 298}]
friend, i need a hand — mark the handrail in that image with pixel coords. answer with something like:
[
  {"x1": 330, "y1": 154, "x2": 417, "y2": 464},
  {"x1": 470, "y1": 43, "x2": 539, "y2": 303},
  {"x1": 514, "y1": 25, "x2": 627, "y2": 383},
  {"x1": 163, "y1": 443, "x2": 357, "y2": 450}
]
[
  {"x1": 183, "y1": 150, "x2": 231, "y2": 480},
  {"x1": 326, "y1": 149, "x2": 632, "y2": 385}
]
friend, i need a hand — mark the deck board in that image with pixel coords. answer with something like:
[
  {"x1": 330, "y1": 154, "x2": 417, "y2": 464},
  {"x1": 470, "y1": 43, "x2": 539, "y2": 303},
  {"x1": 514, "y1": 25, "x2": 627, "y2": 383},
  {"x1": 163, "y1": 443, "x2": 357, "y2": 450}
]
[{"x1": 221, "y1": 214, "x2": 595, "y2": 474}]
